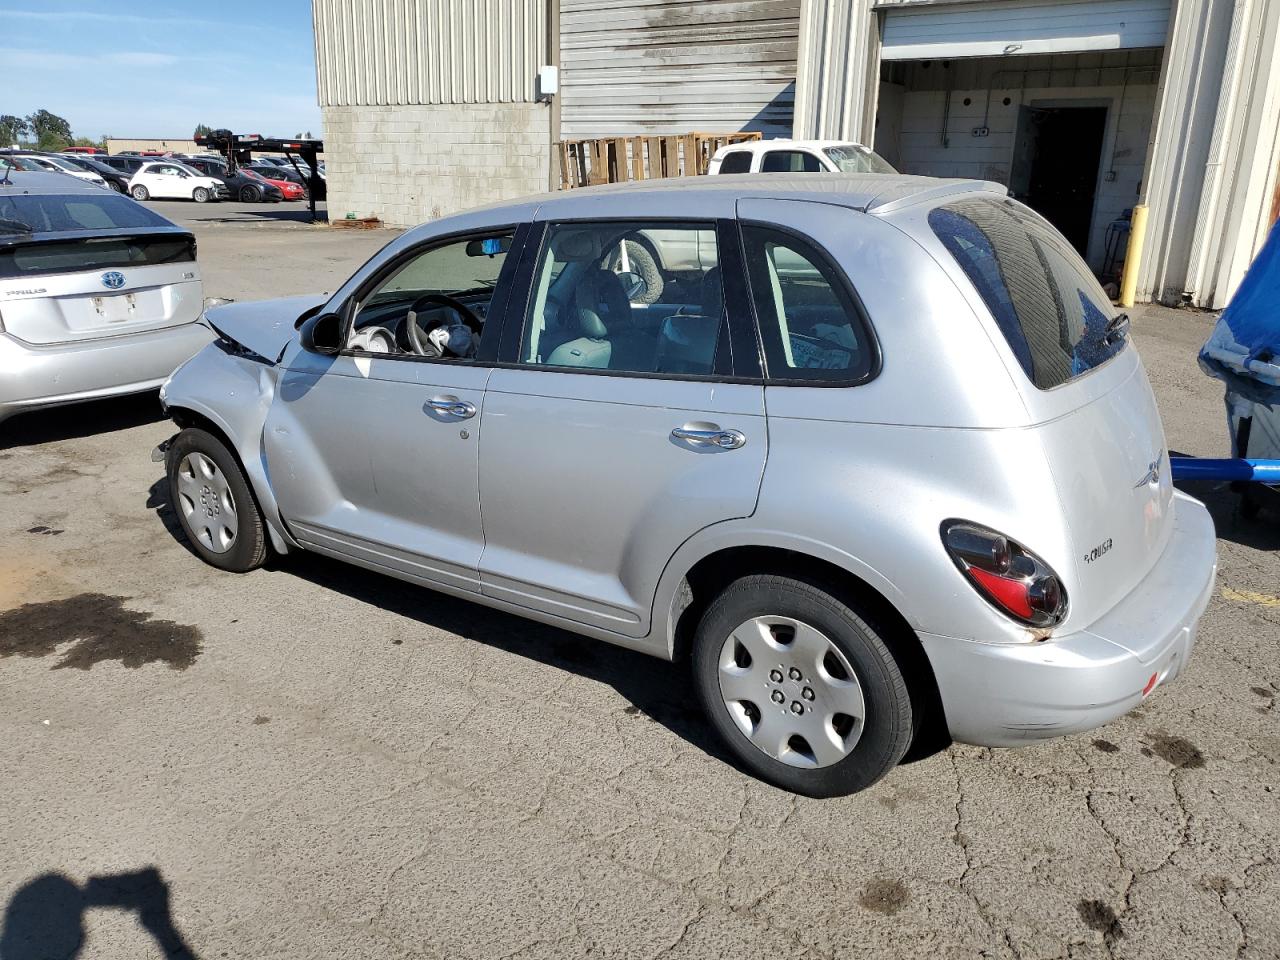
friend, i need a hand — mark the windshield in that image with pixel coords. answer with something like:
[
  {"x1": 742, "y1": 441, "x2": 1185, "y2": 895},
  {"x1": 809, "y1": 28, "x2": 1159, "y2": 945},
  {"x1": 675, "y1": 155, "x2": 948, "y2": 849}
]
[
  {"x1": 0, "y1": 193, "x2": 173, "y2": 235},
  {"x1": 824, "y1": 145, "x2": 896, "y2": 174}
]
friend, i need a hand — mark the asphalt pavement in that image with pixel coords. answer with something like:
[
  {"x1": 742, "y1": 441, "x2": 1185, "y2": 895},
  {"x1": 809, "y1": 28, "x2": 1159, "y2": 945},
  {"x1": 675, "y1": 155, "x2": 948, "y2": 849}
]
[{"x1": 0, "y1": 206, "x2": 1277, "y2": 959}]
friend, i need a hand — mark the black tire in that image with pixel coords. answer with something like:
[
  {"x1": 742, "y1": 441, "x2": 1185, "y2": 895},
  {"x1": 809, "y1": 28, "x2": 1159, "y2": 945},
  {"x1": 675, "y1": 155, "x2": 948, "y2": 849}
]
[
  {"x1": 130, "y1": 184, "x2": 149, "y2": 201},
  {"x1": 609, "y1": 240, "x2": 663, "y2": 304},
  {"x1": 165, "y1": 427, "x2": 268, "y2": 573},
  {"x1": 240, "y1": 185, "x2": 261, "y2": 203},
  {"x1": 108, "y1": 181, "x2": 126, "y2": 193},
  {"x1": 192, "y1": 187, "x2": 210, "y2": 203},
  {"x1": 692, "y1": 574, "x2": 913, "y2": 797}
]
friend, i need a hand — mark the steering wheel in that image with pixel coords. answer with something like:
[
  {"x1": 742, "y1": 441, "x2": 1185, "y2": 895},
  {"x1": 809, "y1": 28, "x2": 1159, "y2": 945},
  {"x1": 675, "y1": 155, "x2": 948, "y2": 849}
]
[{"x1": 405, "y1": 293, "x2": 484, "y2": 357}]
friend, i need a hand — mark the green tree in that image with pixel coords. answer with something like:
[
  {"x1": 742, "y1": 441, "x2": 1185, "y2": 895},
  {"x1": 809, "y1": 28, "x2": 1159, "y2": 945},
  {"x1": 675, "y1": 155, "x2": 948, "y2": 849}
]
[
  {"x1": 71, "y1": 135, "x2": 105, "y2": 149},
  {"x1": 0, "y1": 114, "x2": 29, "y2": 147},
  {"x1": 27, "y1": 109, "x2": 73, "y2": 150},
  {"x1": 193, "y1": 123, "x2": 213, "y2": 138}
]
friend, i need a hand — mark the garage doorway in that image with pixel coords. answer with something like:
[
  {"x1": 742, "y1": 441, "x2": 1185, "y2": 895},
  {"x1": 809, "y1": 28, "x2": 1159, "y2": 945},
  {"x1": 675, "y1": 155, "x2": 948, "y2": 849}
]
[{"x1": 1010, "y1": 105, "x2": 1108, "y2": 255}]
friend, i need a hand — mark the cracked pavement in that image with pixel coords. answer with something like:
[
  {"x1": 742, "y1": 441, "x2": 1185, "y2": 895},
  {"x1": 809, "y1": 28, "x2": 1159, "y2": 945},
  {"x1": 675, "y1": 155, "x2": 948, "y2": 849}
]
[{"x1": 1, "y1": 205, "x2": 1277, "y2": 958}]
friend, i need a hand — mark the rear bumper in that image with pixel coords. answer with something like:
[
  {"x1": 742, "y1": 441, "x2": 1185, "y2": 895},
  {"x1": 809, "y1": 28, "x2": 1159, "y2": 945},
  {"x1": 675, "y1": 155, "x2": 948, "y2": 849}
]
[
  {"x1": 921, "y1": 491, "x2": 1217, "y2": 746},
  {"x1": 0, "y1": 323, "x2": 213, "y2": 423}
]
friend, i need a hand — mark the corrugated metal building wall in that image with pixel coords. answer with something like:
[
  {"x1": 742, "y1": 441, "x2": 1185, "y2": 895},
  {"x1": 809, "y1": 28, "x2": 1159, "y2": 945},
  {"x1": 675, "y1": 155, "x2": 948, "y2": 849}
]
[
  {"x1": 559, "y1": 0, "x2": 801, "y2": 139},
  {"x1": 313, "y1": 0, "x2": 546, "y2": 106}
]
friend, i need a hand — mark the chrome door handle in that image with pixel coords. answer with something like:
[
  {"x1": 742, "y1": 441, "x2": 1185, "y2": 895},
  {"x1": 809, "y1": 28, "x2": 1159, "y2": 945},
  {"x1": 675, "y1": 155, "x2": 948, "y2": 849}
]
[
  {"x1": 425, "y1": 395, "x2": 476, "y2": 419},
  {"x1": 671, "y1": 425, "x2": 746, "y2": 450}
]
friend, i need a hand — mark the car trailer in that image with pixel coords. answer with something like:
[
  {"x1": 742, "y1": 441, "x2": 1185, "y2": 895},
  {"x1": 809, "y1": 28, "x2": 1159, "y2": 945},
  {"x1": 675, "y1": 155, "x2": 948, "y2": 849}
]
[{"x1": 194, "y1": 130, "x2": 324, "y2": 222}]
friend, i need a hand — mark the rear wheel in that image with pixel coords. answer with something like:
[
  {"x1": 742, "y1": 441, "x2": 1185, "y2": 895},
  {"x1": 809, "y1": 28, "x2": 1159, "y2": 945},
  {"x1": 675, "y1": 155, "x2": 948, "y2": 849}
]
[
  {"x1": 165, "y1": 428, "x2": 268, "y2": 573},
  {"x1": 239, "y1": 185, "x2": 261, "y2": 203},
  {"x1": 108, "y1": 181, "x2": 125, "y2": 193},
  {"x1": 130, "y1": 184, "x2": 149, "y2": 201},
  {"x1": 192, "y1": 187, "x2": 210, "y2": 203},
  {"x1": 693, "y1": 574, "x2": 913, "y2": 797}
]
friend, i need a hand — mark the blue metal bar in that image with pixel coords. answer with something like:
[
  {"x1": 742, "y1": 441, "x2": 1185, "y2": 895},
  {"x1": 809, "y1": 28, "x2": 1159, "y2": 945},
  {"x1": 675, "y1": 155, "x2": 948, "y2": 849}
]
[{"x1": 1169, "y1": 457, "x2": 1280, "y2": 482}]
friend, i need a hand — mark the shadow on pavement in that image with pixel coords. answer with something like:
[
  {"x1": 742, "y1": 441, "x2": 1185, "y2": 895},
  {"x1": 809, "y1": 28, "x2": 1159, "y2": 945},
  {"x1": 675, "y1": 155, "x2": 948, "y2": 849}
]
[
  {"x1": 0, "y1": 867, "x2": 198, "y2": 959},
  {"x1": 180, "y1": 206, "x2": 327, "y2": 226},
  {"x1": 0, "y1": 395, "x2": 166, "y2": 451}
]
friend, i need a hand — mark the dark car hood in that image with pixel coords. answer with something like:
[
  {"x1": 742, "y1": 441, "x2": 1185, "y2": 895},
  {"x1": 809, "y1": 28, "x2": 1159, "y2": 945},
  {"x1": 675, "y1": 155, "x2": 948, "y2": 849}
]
[{"x1": 204, "y1": 294, "x2": 328, "y2": 363}]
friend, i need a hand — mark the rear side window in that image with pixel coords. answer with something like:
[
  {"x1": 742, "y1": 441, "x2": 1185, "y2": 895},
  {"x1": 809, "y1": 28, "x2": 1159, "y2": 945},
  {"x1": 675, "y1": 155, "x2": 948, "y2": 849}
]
[
  {"x1": 741, "y1": 224, "x2": 873, "y2": 383},
  {"x1": 929, "y1": 198, "x2": 1124, "y2": 389},
  {"x1": 717, "y1": 151, "x2": 752, "y2": 174},
  {"x1": 761, "y1": 151, "x2": 823, "y2": 173}
]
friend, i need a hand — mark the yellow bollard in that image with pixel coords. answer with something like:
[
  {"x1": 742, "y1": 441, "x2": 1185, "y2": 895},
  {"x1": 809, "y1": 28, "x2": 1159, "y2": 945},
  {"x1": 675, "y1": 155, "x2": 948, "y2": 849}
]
[{"x1": 1119, "y1": 203, "x2": 1148, "y2": 307}]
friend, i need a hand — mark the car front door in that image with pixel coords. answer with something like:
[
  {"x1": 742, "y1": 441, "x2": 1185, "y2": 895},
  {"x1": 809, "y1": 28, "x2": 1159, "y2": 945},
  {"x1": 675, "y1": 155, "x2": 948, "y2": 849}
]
[
  {"x1": 263, "y1": 226, "x2": 526, "y2": 594},
  {"x1": 146, "y1": 165, "x2": 184, "y2": 198},
  {"x1": 476, "y1": 217, "x2": 767, "y2": 638}
]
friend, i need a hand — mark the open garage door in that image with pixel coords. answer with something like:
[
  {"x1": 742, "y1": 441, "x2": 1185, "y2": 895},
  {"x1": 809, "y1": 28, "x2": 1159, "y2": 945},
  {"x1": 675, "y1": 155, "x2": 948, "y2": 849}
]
[{"x1": 880, "y1": 0, "x2": 1171, "y2": 61}]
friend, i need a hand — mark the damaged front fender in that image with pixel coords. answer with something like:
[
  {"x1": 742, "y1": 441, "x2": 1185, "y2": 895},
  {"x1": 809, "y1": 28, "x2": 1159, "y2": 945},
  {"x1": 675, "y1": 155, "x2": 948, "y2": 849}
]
[{"x1": 203, "y1": 294, "x2": 329, "y2": 365}]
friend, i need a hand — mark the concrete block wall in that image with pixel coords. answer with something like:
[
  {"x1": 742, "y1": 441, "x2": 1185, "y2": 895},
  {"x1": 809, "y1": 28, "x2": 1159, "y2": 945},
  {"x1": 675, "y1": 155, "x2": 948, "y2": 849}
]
[{"x1": 323, "y1": 103, "x2": 551, "y2": 228}]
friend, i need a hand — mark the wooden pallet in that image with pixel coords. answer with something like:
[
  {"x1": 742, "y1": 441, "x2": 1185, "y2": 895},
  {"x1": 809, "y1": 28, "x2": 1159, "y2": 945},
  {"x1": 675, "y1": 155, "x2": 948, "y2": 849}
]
[{"x1": 558, "y1": 132, "x2": 762, "y2": 189}]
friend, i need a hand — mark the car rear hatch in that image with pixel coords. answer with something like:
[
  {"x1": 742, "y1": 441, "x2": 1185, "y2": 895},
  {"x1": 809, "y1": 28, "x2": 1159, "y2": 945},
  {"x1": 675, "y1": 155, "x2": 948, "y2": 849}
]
[
  {"x1": 0, "y1": 227, "x2": 201, "y2": 345},
  {"x1": 926, "y1": 195, "x2": 1176, "y2": 640}
]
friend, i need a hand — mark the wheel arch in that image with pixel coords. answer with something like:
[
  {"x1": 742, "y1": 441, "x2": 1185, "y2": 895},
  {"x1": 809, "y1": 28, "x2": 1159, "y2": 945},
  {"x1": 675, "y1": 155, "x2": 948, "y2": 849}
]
[
  {"x1": 660, "y1": 539, "x2": 949, "y2": 755},
  {"x1": 166, "y1": 401, "x2": 295, "y2": 554}
]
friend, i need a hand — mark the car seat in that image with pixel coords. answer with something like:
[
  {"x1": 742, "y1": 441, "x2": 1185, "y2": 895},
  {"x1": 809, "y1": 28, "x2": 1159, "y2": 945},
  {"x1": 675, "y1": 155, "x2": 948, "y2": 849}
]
[{"x1": 547, "y1": 268, "x2": 646, "y2": 369}]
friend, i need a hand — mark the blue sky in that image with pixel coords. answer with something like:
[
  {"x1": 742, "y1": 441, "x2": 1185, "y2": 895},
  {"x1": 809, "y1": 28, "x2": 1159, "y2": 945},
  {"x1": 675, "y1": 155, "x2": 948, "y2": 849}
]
[{"x1": 2, "y1": 1, "x2": 323, "y2": 140}]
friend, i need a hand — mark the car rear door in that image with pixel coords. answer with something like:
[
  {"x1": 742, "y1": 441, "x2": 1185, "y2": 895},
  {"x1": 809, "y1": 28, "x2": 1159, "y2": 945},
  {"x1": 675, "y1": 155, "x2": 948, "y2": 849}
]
[{"x1": 476, "y1": 216, "x2": 766, "y2": 638}]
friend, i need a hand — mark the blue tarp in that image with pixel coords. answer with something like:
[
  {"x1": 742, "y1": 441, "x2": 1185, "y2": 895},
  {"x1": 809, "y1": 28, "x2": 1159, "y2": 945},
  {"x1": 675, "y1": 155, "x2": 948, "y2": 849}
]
[{"x1": 1199, "y1": 220, "x2": 1280, "y2": 407}]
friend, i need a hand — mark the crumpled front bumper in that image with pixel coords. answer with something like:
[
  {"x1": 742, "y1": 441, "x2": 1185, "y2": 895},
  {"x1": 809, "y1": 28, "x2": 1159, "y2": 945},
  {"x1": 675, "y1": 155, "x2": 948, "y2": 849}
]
[{"x1": 920, "y1": 491, "x2": 1217, "y2": 747}]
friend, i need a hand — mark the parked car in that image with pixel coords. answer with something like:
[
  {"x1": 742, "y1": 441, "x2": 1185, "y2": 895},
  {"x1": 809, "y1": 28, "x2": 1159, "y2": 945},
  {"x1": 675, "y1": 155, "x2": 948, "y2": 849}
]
[
  {"x1": 0, "y1": 171, "x2": 211, "y2": 424},
  {"x1": 710, "y1": 139, "x2": 897, "y2": 175},
  {"x1": 98, "y1": 155, "x2": 147, "y2": 176},
  {"x1": 247, "y1": 162, "x2": 325, "y2": 200},
  {"x1": 156, "y1": 174, "x2": 1216, "y2": 797},
  {"x1": 182, "y1": 158, "x2": 283, "y2": 203},
  {"x1": 0, "y1": 151, "x2": 108, "y2": 188},
  {"x1": 56, "y1": 153, "x2": 132, "y2": 193},
  {"x1": 128, "y1": 161, "x2": 228, "y2": 203},
  {"x1": 243, "y1": 166, "x2": 306, "y2": 200}
]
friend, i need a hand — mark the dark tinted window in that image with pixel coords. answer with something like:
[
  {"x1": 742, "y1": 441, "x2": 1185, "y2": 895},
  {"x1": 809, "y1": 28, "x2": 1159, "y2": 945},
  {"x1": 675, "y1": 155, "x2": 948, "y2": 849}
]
[
  {"x1": 761, "y1": 151, "x2": 823, "y2": 173},
  {"x1": 741, "y1": 224, "x2": 872, "y2": 382},
  {"x1": 0, "y1": 235, "x2": 194, "y2": 279},
  {"x1": 929, "y1": 198, "x2": 1124, "y2": 390},
  {"x1": 717, "y1": 151, "x2": 753, "y2": 174},
  {"x1": 0, "y1": 193, "x2": 172, "y2": 234}
]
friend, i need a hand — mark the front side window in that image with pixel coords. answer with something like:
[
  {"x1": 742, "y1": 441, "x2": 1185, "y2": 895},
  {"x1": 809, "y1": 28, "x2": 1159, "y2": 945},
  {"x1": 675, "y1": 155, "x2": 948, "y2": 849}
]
[
  {"x1": 741, "y1": 225, "x2": 873, "y2": 383},
  {"x1": 347, "y1": 231, "x2": 515, "y2": 360},
  {"x1": 928, "y1": 198, "x2": 1125, "y2": 389},
  {"x1": 761, "y1": 151, "x2": 823, "y2": 174},
  {"x1": 717, "y1": 151, "x2": 752, "y2": 174},
  {"x1": 521, "y1": 221, "x2": 724, "y2": 377}
]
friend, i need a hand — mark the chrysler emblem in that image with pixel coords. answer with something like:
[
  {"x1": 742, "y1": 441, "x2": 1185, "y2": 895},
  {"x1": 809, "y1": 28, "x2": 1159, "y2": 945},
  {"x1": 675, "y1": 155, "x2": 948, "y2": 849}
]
[{"x1": 1134, "y1": 457, "x2": 1162, "y2": 488}]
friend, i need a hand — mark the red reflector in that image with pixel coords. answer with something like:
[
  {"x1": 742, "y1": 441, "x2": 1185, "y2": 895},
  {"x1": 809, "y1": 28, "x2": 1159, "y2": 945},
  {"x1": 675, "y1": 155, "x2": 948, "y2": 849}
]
[
  {"x1": 968, "y1": 567, "x2": 1034, "y2": 619},
  {"x1": 1142, "y1": 673, "x2": 1158, "y2": 696}
]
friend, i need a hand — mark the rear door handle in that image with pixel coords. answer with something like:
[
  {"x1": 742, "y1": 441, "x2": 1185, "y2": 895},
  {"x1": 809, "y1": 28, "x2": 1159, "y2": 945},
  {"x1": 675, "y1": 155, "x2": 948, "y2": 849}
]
[
  {"x1": 425, "y1": 395, "x2": 476, "y2": 419},
  {"x1": 671, "y1": 424, "x2": 746, "y2": 450}
]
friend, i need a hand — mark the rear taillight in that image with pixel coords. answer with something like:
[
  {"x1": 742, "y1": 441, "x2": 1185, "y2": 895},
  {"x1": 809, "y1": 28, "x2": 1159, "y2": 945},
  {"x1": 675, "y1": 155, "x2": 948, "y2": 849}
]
[{"x1": 942, "y1": 520, "x2": 1067, "y2": 629}]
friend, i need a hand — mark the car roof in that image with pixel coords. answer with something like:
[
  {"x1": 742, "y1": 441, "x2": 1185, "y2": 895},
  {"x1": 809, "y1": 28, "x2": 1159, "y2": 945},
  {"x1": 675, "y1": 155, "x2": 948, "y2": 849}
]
[
  {"x1": 718, "y1": 139, "x2": 873, "y2": 155},
  {"x1": 0, "y1": 169, "x2": 109, "y2": 196},
  {"x1": 529, "y1": 173, "x2": 1005, "y2": 215}
]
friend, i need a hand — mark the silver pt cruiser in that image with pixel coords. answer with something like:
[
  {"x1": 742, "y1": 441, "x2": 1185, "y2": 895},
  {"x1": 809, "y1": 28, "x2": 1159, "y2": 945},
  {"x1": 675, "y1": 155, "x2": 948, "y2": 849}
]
[{"x1": 157, "y1": 174, "x2": 1217, "y2": 797}]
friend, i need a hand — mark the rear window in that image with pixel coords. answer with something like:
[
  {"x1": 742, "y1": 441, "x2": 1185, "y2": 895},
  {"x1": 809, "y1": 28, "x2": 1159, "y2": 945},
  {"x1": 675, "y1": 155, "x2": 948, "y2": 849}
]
[
  {"x1": 929, "y1": 197, "x2": 1124, "y2": 390},
  {"x1": 0, "y1": 235, "x2": 194, "y2": 279},
  {"x1": 717, "y1": 151, "x2": 752, "y2": 174},
  {"x1": 0, "y1": 193, "x2": 172, "y2": 234}
]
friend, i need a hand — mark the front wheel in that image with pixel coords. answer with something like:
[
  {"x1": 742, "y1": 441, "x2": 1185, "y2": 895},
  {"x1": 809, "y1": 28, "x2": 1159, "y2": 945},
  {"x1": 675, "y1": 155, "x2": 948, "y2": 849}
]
[
  {"x1": 692, "y1": 574, "x2": 913, "y2": 797},
  {"x1": 108, "y1": 181, "x2": 125, "y2": 193},
  {"x1": 165, "y1": 428, "x2": 268, "y2": 573},
  {"x1": 130, "y1": 184, "x2": 149, "y2": 201},
  {"x1": 239, "y1": 185, "x2": 261, "y2": 203},
  {"x1": 192, "y1": 187, "x2": 210, "y2": 203}
]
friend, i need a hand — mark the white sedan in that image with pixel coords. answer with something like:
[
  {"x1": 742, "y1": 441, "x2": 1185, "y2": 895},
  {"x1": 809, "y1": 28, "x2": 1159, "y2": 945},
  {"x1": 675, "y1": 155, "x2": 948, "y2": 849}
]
[{"x1": 128, "y1": 161, "x2": 228, "y2": 203}]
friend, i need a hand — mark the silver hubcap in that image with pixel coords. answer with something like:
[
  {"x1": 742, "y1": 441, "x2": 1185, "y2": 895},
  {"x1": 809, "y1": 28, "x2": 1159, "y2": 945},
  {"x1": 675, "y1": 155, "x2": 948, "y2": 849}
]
[
  {"x1": 176, "y1": 453, "x2": 238, "y2": 553},
  {"x1": 717, "y1": 616, "x2": 865, "y2": 768}
]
